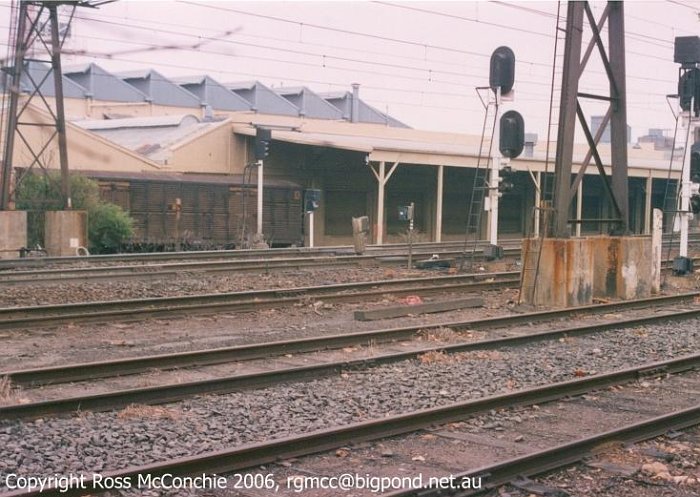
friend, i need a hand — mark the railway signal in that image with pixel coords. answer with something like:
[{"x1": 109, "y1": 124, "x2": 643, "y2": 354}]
[
  {"x1": 398, "y1": 202, "x2": 415, "y2": 268},
  {"x1": 304, "y1": 188, "x2": 321, "y2": 248},
  {"x1": 499, "y1": 110, "x2": 525, "y2": 159},
  {"x1": 489, "y1": 46, "x2": 515, "y2": 95},
  {"x1": 672, "y1": 35, "x2": 700, "y2": 274},
  {"x1": 254, "y1": 127, "x2": 271, "y2": 160},
  {"x1": 691, "y1": 143, "x2": 700, "y2": 215}
]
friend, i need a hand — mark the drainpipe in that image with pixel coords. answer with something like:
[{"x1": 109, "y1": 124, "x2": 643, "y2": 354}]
[{"x1": 351, "y1": 83, "x2": 360, "y2": 123}]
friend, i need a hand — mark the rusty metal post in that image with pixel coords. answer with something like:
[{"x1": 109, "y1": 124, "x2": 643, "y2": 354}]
[
  {"x1": 48, "y1": 4, "x2": 72, "y2": 209},
  {"x1": 552, "y1": 1, "x2": 584, "y2": 238},
  {"x1": 607, "y1": 2, "x2": 629, "y2": 234},
  {"x1": 0, "y1": 1, "x2": 29, "y2": 210}
]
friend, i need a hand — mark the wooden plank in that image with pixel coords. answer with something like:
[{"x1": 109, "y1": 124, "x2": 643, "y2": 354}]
[{"x1": 354, "y1": 297, "x2": 483, "y2": 321}]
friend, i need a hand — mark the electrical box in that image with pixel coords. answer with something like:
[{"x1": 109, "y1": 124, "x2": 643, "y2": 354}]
[
  {"x1": 673, "y1": 256, "x2": 694, "y2": 275},
  {"x1": 304, "y1": 189, "x2": 321, "y2": 212},
  {"x1": 397, "y1": 204, "x2": 414, "y2": 221},
  {"x1": 483, "y1": 244, "x2": 504, "y2": 261},
  {"x1": 674, "y1": 36, "x2": 700, "y2": 66}
]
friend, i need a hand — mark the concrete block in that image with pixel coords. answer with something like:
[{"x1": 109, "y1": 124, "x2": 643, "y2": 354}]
[
  {"x1": 45, "y1": 210, "x2": 88, "y2": 257},
  {"x1": 591, "y1": 235, "x2": 654, "y2": 300},
  {"x1": 521, "y1": 237, "x2": 594, "y2": 307},
  {"x1": 521, "y1": 235, "x2": 656, "y2": 308},
  {"x1": 0, "y1": 211, "x2": 27, "y2": 259}
]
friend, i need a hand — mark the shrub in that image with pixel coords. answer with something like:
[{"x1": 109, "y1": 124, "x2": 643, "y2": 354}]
[
  {"x1": 15, "y1": 172, "x2": 133, "y2": 252},
  {"x1": 88, "y1": 202, "x2": 133, "y2": 254}
]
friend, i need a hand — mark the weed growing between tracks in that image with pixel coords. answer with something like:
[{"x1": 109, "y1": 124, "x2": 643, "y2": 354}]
[
  {"x1": 117, "y1": 404, "x2": 181, "y2": 421},
  {"x1": 0, "y1": 376, "x2": 20, "y2": 405}
]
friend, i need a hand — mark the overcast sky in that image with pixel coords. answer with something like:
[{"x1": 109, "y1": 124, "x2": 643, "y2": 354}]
[{"x1": 2, "y1": 0, "x2": 699, "y2": 142}]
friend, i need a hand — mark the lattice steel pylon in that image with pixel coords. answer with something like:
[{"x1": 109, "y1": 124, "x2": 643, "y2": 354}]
[
  {"x1": 0, "y1": 0, "x2": 108, "y2": 211},
  {"x1": 550, "y1": 1, "x2": 629, "y2": 238}
]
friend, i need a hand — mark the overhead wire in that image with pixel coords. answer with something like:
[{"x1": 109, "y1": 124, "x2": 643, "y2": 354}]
[{"x1": 0, "y1": 1, "x2": 690, "y2": 134}]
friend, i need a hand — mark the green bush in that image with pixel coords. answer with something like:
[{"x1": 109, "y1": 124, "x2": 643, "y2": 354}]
[
  {"x1": 15, "y1": 172, "x2": 133, "y2": 252},
  {"x1": 15, "y1": 172, "x2": 100, "y2": 211},
  {"x1": 88, "y1": 202, "x2": 133, "y2": 254}
]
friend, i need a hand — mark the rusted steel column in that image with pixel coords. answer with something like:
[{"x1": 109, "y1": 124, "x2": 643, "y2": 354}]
[
  {"x1": 48, "y1": 4, "x2": 72, "y2": 209},
  {"x1": 608, "y1": 1, "x2": 629, "y2": 233},
  {"x1": 552, "y1": 1, "x2": 584, "y2": 238},
  {"x1": 0, "y1": 1, "x2": 29, "y2": 210}
]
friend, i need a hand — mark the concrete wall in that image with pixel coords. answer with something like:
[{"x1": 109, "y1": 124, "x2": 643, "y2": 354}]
[
  {"x1": 169, "y1": 123, "x2": 238, "y2": 174},
  {"x1": 0, "y1": 211, "x2": 27, "y2": 259}
]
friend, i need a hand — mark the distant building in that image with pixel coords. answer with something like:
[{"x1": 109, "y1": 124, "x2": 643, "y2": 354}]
[
  {"x1": 591, "y1": 115, "x2": 631, "y2": 144},
  {"x1": 638, "y1": 128, "x2": 675, "y2": 151}
]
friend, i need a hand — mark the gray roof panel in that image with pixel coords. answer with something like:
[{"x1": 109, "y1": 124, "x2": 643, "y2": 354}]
[
  {"x1": 321, "y1": 91, "x2": 410, "y2": 128},
  {"x1": 118, "y1": 69, "x2": 201, "y2": 108},
  {"x1": 2, "y1": 61, "x2": 87, "y2": 99},
  {"x1": 64, "y1": 63, "x2": 148, "y2": 102},
  {"x1": 276, "y1": 86, "x2": 343, "y2": 120},
  {"x1": 223, "y1": 80, "x2": 299, "y2": 116},
  {"x1": 173, "y1": 75, "x2": 251, "y2": 111}
]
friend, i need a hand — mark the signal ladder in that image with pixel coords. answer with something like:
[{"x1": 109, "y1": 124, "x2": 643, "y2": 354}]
[
  {"x1": 459, "y1": 87, "x2": 500, "y2": 272},
  {"x1": 520, "y1": 1, "x2": 566, "y2": 304}
]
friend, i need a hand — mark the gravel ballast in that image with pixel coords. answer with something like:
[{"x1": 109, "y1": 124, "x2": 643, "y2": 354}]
[{"x1": 1, "y1": 318, "x2": 699, "y2": 486}]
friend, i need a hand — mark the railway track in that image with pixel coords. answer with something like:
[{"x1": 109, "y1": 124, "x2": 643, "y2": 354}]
[
  {"x1": 0, "y1": 247, "x2": 517, "y2": 286},
  {"x1": 4, "y1": 353, "x2": 700, "y2": 497},
  {"x1": 0, "y1": 272, "x2": 518, "y2": 330},
  {"x1": 2, "y1": 233, "x2": 699, "y2": 272},
  {"x1": 0, "y1": 240, "x2": 522, "y2": 272},
  {"x1": 0, "y1": 242, "x2": 697, "y2": 287},
  {"x1": 2, "y1": 292, "x2": 698, "y2": 420},
  {"x1": 5, "y1": 291, "x2": 699, "y2": 388}
]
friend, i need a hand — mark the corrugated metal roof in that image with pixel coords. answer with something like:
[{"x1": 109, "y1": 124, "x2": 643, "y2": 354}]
[
  {"x1": 64, "y1": 63, "x2": 148, "y2": 103},
  {"x1": 83, "y1": 169, "x2": 301, "y2": 188},
  {"x1": 172, "y1": 75, "x2": 251, "y2": 111},
  {"x1": 75, "y1": 114, "x2": 199, "y2": 130},
  {"x1": 276, "y1": 86, "x2": 343, "y2": 120},
  {"x1": 118, "y1": 69, "x2": 201, "y2": 108},
  {"x1": 232, "y1": 123, "x2": 678, "y2": 173},
  {"x1": 73, "y1": 114, "x2": 221, "y2": 163},
  {"x1": 224, "y1": 80, "x2": 300, "y2": 116}
]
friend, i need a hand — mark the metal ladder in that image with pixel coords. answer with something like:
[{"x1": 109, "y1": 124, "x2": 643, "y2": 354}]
[
  {"x1": 520, "y1": 1, "x2": 566, "y2": 304},
  {"x1": 459, "y1": 95, "x2": 498, "y2": 271}
]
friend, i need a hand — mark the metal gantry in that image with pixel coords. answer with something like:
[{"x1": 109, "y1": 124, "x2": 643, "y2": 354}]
[
  {"x1": 551, "y1": 1, "x2": 630, "y2": 238},
  {"x1": 0, "y1": 1, "x2": 106, "y2": 211}
]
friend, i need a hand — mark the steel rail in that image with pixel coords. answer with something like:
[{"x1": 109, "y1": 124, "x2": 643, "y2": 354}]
[
  {"x1": 5, "y1": 291, "x2": 700, "y2": 387},
  {"x1": 0, "y1": 273, "x2": 519, "y2": 330},
  {"x1": 4, "y1": 353, "x2": 699, "y2": 497},
  {"x1": 0, "y1": 251, "x2": 695, "y2": 288},
  {"x1": 0, "y1": 239, "x2": 524, "y2": 270},
  {"x1": 0, "y1": 256, "x2": 363, "y2": 285},
  {"x1": 0, "y1": 233, "x2": 696, "y2": 272},
  {"x1": 384, "y1": 407, "x2": 700, "y2": 496},
  {"x1": 3, "y1": 304, "x2": 700, "y2": 420},
  {"x1": 0, "y1": 250, "x2": 522, "y2": 286}
]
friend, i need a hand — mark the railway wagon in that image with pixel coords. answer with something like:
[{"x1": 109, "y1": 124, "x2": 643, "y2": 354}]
[{"x1": 90, "y1": 171, "x2": 304, "y2": 250}]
